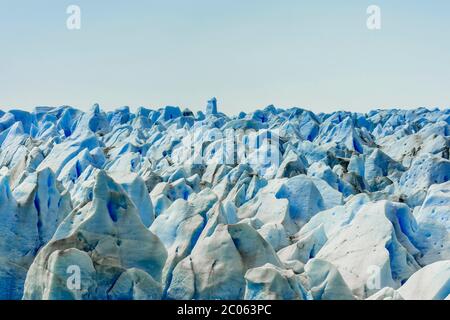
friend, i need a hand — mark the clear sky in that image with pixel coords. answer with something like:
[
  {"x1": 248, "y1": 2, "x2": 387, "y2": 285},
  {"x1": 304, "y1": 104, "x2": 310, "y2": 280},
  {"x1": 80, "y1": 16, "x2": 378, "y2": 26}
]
[{"x1": 1, "y1": 0, "x2": 449, "y2": 115}]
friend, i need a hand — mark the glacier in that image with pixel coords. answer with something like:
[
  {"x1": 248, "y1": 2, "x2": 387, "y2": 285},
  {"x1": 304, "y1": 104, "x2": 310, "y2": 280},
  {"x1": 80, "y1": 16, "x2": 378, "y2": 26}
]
[{"x1": 0, "y1": 101, "x2": 449, "y2": 300}]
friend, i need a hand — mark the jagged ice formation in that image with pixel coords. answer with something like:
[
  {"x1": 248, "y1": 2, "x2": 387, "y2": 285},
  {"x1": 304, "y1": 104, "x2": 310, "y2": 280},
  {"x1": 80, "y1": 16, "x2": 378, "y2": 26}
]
[{"x1": 0, "y1": 100, "x2": 449, "y2": 300}]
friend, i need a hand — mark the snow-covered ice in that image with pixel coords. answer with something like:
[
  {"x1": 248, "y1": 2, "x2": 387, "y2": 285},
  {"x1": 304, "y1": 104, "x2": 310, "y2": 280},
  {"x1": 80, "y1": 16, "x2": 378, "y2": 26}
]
[{"x1": 0, "y1": 100, "x2": 449, "y2": 300}]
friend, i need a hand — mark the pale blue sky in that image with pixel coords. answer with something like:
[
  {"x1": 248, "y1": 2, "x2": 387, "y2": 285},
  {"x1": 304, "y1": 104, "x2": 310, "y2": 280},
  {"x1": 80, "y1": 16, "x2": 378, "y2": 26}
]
[{"x1": 1, "y1": 1, "x2": 449, "y2": 114}]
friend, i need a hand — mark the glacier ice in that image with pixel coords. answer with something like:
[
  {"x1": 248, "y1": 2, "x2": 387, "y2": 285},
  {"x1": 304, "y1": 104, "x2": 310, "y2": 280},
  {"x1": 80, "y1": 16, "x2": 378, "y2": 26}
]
[
  {"x1": 303, "y1": 258, "x2": 355, "y2": 300},
  {"x1": 0, "y1": 101, "x2": 449, "y2": 300},
  {"x1": 413, "y1": 182, "x2": 450, "y2": 264},
  {"x1": 244, "y1": 263, "x2": 306, "y2": 300},
  {"x1": 316, "y1": 201, "x2": 420, "y2": 297},
  {"x1": 0, "y1": 168, "x2": 71, "y2": 299},
  {"x1": 366, "y1": 287, "x2": 404, "y2": 300},
  {"x1": 166, "y1": 223, "x2": 282, "y2": 300},
  {"x1": 398, "y1": 260, "x2": 450, "y2": 300},
  {"x1": 22, "y1": 171, "x2": 167, "y2": 300}
]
